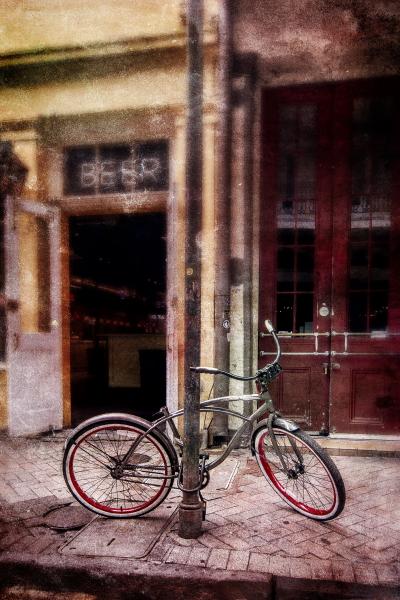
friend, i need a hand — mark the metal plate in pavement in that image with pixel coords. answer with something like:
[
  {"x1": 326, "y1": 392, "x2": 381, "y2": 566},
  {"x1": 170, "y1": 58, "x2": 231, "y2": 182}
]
[{"x1": 60, "y1": 498, "x2": 178, "y2": 559}]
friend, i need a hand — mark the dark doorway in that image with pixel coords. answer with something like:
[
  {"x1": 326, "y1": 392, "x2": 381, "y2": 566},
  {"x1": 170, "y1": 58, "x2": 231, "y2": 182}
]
[{"x1": 69, "y1": 213, "x2": 166, "y2": 425}]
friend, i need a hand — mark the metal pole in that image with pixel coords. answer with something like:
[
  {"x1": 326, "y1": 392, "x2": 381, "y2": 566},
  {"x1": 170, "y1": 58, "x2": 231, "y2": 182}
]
[
  {"x1": 178, "y1": 0, "x2": 204, "y2": 539},
  {"x1": 210, "y1": 0, "x2": 232, "y2": 445}
]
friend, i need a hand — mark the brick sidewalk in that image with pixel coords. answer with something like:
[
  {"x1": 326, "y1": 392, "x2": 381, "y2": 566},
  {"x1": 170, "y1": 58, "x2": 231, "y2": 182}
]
[
  {"x1": 0, "y1": 434, "x2": 399, "y2": 594},
  {"x1": 156, "y1": 454, "x2": 400, "y2": 588}
]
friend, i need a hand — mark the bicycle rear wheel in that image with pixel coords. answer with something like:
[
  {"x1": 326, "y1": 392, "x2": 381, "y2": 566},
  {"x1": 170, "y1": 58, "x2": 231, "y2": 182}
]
[
  {"x1": 254, "y1": 426, "x2": 345, "y2": 520},
  {"x1": 63, "y1": 418, "x2": 175, "y2": 518}
]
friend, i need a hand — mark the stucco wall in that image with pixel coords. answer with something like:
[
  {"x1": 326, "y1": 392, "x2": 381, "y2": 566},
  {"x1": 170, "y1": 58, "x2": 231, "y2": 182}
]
[
  {"x1": 0, "y1": 370, "x2": 7, "y2": 429},
  {"x1": 234, "y1": 0, "x2": 400, "y2": 85},
  {"x1": 0, "y1": 47, "x2": 221, "y2": 123},
  {"x1": 0, "y1": 0, "x2": 217, "y2": 54}
]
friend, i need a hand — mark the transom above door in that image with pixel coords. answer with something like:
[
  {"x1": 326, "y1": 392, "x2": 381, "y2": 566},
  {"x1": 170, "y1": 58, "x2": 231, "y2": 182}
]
[{"x1": 259, "y1": 79, "x2": 400, "y2": 434}]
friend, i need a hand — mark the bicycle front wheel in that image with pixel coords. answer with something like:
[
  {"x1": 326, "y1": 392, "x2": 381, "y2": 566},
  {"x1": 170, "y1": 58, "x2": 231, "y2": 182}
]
[
  {"x1": 254, "y1": 426, "x2": 345, "y2": 521},
  {"x1": 63, "y1": 418, "x2": 175, "y2": 518}
]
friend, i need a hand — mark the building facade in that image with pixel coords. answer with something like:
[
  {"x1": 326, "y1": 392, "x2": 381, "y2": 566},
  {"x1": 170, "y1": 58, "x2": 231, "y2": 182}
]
[
  {"x1": 232, "y1": 0, "x2": 400, "y2": 435},
  {"x1": 0, "y1": 1, "x2": 399, "y2": 437}
]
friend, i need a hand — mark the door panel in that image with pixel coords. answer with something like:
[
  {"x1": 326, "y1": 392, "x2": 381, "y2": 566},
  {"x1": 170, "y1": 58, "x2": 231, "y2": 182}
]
[
  {"x1": 259, "y1": 87, "x2": 333, "y2": 433},
  {"x1": 6, "y1": 197, "x2": 62, "y2": 436},
  {"x1": 329, "y1": 79, "x2": 400, "y2": 434},
  {"x1": 260, "y1": 79, "x2": 400, "y2": 434}
]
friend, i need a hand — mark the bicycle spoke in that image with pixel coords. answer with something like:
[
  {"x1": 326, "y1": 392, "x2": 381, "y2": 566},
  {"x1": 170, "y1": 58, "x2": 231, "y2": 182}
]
[
  {"x1": 256, "y1": 427, "x2": 342, "y2": 519},
  {"x1": 74, "y1": 444, "x2": 113, "y2": 470},
  {"x1": 65, "y1": 422, "x2": 173, "y2": 516}
]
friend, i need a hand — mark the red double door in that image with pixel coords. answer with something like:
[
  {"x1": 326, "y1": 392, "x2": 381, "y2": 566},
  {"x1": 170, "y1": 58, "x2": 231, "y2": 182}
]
[{"x1": 259, "y1": 79, "x2": 400, "y2": 435}]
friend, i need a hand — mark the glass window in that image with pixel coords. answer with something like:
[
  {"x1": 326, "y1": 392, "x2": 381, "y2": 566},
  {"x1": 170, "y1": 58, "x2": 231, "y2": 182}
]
[
  {"x1": 276, "y1": 104, "x2": 316, "y2": 332},
  {"x1": 348, "y1": 97, "x2": 393, "y2": 332},
  {"x1": 19, "y1": 214, "x2": 51, "y2": 333},
  {"x1": 64, "y1": 141, "x2": 169, "y2": 196}
]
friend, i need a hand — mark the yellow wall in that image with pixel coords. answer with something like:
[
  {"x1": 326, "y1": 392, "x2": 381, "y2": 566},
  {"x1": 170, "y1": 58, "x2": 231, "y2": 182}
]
[
  {"x1": 0, "y1": 1, "x2": 218, "y2": 55},
  {"x1": 0, "y1": 1, "x2": 220, "y2": 431},
  {"x1": 0, "y1": 48, "x2": 218, "y2": 123}
]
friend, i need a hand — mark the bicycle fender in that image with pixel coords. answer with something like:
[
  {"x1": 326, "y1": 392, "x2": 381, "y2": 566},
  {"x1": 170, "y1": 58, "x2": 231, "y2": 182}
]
[
  {"x1": 65, "y1": 412, "x2": 179, "y2": 470},
  {"x1": 250, "y1": 417, "x2": 300, "y2": 455}
]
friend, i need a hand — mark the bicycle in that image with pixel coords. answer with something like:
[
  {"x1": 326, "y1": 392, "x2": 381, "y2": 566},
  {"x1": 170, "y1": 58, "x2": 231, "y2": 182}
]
[{"x1": 63, "y1": 320, "x2": 346, "y2": 522}]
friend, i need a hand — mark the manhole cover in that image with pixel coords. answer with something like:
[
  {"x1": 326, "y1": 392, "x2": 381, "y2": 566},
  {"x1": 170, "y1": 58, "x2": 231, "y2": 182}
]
[{"x1": 43, "y1": 504, "x2": 93, "y2": 531}]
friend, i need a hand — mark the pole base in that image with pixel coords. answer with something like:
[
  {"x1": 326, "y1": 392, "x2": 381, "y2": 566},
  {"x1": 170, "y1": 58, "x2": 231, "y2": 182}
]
[{"x1": 178, "y1": 501, "x2": 204, "y2": 539}]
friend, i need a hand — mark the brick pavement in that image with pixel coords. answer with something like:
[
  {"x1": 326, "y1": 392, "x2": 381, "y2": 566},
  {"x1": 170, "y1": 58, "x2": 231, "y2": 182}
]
[
  {"x1": 154, "y1": 454, "x2": 400, "y2": 588},
  {"x1": 0, "y1": 434, "x2": 399, "y2": 593}
]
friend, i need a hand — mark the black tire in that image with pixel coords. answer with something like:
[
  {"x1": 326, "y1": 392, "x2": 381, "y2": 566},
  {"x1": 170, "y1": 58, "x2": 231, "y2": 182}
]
[
  {"x1": 253, "y1": 426, "x2": 345, "y2": 520},
  {"x1": 63, "y1": 418, "x2": 176, "y2": 518}
]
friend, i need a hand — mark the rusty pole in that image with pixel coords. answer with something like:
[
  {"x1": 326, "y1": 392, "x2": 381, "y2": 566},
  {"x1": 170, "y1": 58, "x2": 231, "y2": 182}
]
[
  {"x1": 178, "y1": 0, "x2": 204, "y2": 539},
  {"x1": 210, "y1": 0, "x2": 232, "y2": 445}
]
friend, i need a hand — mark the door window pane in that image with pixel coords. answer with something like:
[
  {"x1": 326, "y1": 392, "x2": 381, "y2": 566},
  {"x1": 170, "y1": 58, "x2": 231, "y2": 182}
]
[
  {"x1": 349, "y1": 292, "x2": 368, "y2": 332},
  {"x1": 349, "y1": 245, "x2": 368, "y2": 290},
  {"x1": 277, "y1": 228, "x2": 295, "y2": 245},
  {"x1": 370, "y1": 244, "x2": 389, "y2": 290},
  {"x1": 37, "y1": 217, "x2": 51, "y2": 332},
  {"x1": 297, "y1": 248, "x2": 314, "y2": 291},
  {"x1": 370, "y1": 292, "x2": 389, "y2": 331},
  {"x1": 296, "y1": 294, "x2": 314, "y2": 333},
  {"x1": 348, "y1": 97, "x2": 394, "y2": 332},
  {"x1": 276, "y1": 104, "x2": 316, "y2": 332},
  {"x1": 297, "y1": 228, "x2": 315, "y2": 245},
  {"x1": 277, "y1": 247, "x2": 294, "y2": 291},
  {"x1": 19, "y1": 214, "x2": 51, "y2": 333},
  {"x1": 277, "y1": 294, "x2": 294, "y2": 332}
]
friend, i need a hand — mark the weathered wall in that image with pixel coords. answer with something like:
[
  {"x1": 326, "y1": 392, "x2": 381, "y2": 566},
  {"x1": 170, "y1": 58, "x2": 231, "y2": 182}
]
[
  {"x1": 0, "y1": 1, "x2": 221, "y2": 432},
  {"x1": 0, "y1": 370, "x2": 7, "y2": 429},
  {"x1": 0, "y1": 1, "x2": 219, "y2": 121},
  {"x1": 234, "y1": 0, "x2": 400, "y2": 85},
  {"x1": 0, "y1": 47, "x2": 220, "y2": 123},
  {"x1": 0, "y1": 0, "x2": 217, "y2": 54}
]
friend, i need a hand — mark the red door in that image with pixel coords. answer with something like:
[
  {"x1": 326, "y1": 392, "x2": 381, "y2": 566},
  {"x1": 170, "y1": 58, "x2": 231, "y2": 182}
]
[{"x1": 259, "y1": 78, "x2": 400, "y2": 434}]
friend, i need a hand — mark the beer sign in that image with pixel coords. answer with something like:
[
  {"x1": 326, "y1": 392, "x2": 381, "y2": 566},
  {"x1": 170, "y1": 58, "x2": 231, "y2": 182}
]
[{"x1": 64, "y1": 141, "x2": 169, "y2": 195}]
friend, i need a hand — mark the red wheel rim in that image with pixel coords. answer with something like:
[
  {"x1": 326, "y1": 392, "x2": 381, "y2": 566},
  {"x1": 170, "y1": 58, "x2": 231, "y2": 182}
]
[
  {"x1": 69, "y1": 424, "x2": 168, "y2": 514},
  {"x1": 257, "y1": 430, "x2": 337, "y2": 517}
]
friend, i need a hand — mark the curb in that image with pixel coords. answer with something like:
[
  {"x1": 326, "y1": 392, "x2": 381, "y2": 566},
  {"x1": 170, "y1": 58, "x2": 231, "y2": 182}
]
[{"x1": 0, "y1": 552, "x2": 399, "y2": 600}]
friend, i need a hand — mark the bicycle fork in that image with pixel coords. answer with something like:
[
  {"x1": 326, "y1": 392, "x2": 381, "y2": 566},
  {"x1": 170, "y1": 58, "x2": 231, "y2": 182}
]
[{"x1": 267, "y1": 413, "x2": 304, "y2": 476}]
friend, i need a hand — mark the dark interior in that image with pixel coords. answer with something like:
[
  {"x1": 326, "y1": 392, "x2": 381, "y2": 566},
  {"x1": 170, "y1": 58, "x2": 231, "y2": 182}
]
[{"x1": 69, "y1": 213, "x2": 166, "y2": 425}]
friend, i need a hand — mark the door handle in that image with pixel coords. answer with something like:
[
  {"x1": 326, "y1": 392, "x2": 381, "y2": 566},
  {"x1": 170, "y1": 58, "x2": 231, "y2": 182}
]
[
  {"x1": 322, "y1": 362, "x2": 340, "y2": 375},
  {"x1": 319, "y1": 303, "x2": 330, "y2": 317}
]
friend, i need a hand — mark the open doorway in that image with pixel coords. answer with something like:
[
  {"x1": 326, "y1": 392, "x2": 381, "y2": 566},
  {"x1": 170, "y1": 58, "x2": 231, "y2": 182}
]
[{"x1": 69, "y1": 213, "x2": 166, "y2": 426}]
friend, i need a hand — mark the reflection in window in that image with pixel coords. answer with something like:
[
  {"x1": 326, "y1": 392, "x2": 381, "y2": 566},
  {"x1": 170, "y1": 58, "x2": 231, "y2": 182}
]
[
  {"x1": 37, "y1": 218, "x2": 51, "y2": 332},
  {"x1": 20, "y1": 214, "x2": 51, "y2": 333},
  {"x1": 276, "y1": 105, "x2": 316, "y2": 333},
  {"x1": 348, "y1": 97, "x2": 393, "y2": 332}
]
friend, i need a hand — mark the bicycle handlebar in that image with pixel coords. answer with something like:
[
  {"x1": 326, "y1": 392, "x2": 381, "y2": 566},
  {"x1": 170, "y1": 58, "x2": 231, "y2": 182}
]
[
  {"x1": 190, "y1": 319, "x2": 281, "y2": 381},
  {"x1": 190, "y1": 366, "x2": 257, "y2": 381}
]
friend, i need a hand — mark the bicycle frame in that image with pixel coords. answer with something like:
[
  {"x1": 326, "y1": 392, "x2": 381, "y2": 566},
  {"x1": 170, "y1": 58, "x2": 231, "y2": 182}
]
[
  {"x1": 63, "y1": 319, "x2": 345, "y2": 521},
  {"x1": 121, "y1": 390, "x2": 275, "y2": 473},
  {"x1": 119, "y1": 322, "x2": 299, "y2": 482}
]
